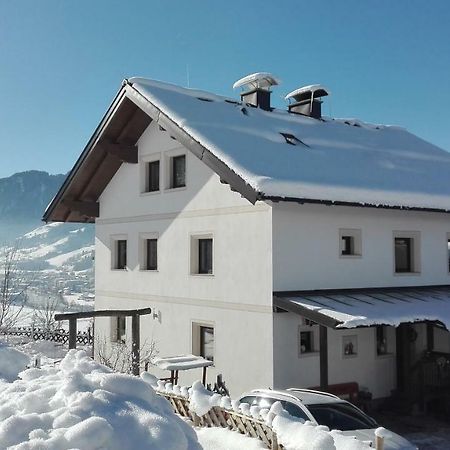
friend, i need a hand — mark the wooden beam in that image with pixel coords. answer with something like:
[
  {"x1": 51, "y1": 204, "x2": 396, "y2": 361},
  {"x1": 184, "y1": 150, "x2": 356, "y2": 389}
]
[
  {"x1": 61, "y1": 199, "x2": 99, "y2": 218},
  {"x1": 320, "y1": 325, "x2": 328, "y2": 390},
  {"x1": 101, "y1": 140, "x2": 138, "y2": 163},
  {"x1": 55, "y1": 307, "x2": 152, "y2": 321},
  {"x1": 131, "y1": 314, "x2": 140, "y2": 376},
  {"x1": 69, "y1": 318, "x2": 77, "y2": 349}
]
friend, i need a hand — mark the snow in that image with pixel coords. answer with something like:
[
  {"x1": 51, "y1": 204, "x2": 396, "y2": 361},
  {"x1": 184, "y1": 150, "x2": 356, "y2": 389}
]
[
  {"x1": 285, "y1": 84, "x2": 330, "y2": 100},
  {"x1": 0, "y1": 349, "x2": 201, "y2": 450},
  {"x1": 128, "y1": 77, "x2": 450, "y2": 211},
  {"x1": 196, "y1": 427, "x2": 266, "y2": 449},
  {"x1": 153, "y1": 355, "x2": 214, "y2": 371},
  {"x1": 279, "y1": 286, "x2": 450, "y2": 329},
  {"x1": 232, "y1": 72, "x2": 280, "y2": 90},
  {"x1": 0, "y1": 344, "x2": 29, "y2": 381},
  {"x1": 47, "y1": 244, "x2": 94, "y2": 267}
]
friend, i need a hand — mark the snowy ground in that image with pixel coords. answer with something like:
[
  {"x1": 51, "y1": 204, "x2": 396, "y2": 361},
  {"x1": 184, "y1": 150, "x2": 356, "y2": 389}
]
[{"x1": 0, "y1": 337, "x2": 270, "y2": 450}]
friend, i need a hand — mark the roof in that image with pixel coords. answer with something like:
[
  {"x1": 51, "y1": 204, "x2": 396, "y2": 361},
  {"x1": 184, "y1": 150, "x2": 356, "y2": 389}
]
[
  {"x1": 247, "y1": 389, "x2": 341, "y2": 405},
  {"x1": 44, "y1": 77, "x2": 450, "y2": 222},
  {"x1": 274, "y1": 286, "x2": 450, "y2": 329}
]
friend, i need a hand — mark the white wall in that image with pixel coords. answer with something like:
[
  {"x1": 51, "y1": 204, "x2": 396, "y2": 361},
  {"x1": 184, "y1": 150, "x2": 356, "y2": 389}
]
[
  {"x1": 272, "y1": 202, "x2": 450, "y2": 291},
  {"x1": 273, "y1": 312, "x2": 397, "y2": 399},
  {"x1": 94, "y1": 121, "x2": 274, "y2": 396}
]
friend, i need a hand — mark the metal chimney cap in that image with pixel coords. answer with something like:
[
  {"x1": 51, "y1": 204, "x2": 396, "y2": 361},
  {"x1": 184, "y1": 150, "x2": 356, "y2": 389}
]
[
  {"x1": 285, "y1": 84, "x2": 330, "y2": 102},
  {"x1": 233, "y1": 72, "x2": 280, "y2": 91}
]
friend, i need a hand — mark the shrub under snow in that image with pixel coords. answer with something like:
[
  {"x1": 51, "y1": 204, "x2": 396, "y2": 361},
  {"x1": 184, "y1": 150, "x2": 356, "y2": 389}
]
[
  {"x1": 0, "y1": 350, "x2": 201, "y2": 450},
  {"x1": 0, "y1": 343, "x2": 30, "y2": 382}
]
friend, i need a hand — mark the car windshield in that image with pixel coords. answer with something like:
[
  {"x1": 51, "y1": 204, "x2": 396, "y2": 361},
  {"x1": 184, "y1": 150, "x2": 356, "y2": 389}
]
[{"x1": 306, "y1": 402, "x2": 377, "y2": 431}]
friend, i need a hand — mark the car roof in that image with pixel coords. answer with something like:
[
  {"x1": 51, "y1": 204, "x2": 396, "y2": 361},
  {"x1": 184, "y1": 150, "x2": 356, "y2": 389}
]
[{"x1": 244, "y1": 388, "x2": 343, "y2": 406}]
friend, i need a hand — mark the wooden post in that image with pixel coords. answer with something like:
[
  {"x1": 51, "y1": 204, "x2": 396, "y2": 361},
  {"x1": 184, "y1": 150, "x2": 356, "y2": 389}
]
[
  {"x1": 320, "y1": 325, "x2": 328, "y2": 390},
  {"x1": 202, "y1": 366, "x2": 207, "y2": 386},
  {"x1": 426, "y1": 322, "x2": 434, "y2": 352},
  {"x1": 131, "y1": 314, "x2": 140, "y2": 376},
  {"x1": 375, "y1": 435, "x2": 384, "y2": 450},
  {"x1": 68, "y1": 318, "x2": 77, "y2": 349}
]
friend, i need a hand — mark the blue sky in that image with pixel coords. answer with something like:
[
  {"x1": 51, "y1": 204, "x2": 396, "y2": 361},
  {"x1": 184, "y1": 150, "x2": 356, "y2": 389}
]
[{"x1": 0, "y1": 0, "x2": 449, "y2": 178}]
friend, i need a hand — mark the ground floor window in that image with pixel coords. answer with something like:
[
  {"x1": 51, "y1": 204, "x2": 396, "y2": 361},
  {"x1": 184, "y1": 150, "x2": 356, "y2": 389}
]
[
  {"x1": 299, "y1": 330, "x2": 314, "y2": 354},
  {"x1": 376, "y1": 325, "x2": 388, "y2": 355},
  {"x1": 192, "y1": 322, "x2": 215, "y2": 362}
]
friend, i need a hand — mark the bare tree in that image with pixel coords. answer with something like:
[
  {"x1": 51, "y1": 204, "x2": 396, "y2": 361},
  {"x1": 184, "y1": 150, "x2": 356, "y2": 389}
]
[
  {"x1": 96, "y1": 337, "x2": 158, "y2": 374},
  {"x1": 0, "y1": 242, "x2": 31, "y2": 332},
  {"x1": 32, "y1": 293, "x2": 65, "y2": 333}
]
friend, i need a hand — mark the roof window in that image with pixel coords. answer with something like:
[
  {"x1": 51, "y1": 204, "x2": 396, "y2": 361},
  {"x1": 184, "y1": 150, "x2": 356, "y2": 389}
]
[{"x1": 280, "y1": 132, "x2": 309, "y2": 147}]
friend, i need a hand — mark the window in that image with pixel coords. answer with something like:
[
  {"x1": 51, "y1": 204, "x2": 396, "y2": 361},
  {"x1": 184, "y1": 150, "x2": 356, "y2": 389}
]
[
  {"x1": 146, "y1": 160, "x2": 160, "y2": 192},
  {"x1": 191, "y1": 235, "x2": 213, "y2": 275},
  {"x1": 200, "y1": 326, "x2": 214, "y2": 362},
  {"x1": 114, "y1": 316, "x2": 126, "y2": 343},
  {"x1": 115, "y1": 240, "x2": 127, "y2": 270},
  {"x1": 171, "y1": 155, "x2": 186, "y2": 188},
  {"x1": 145, "y1": 238, "x2": 158, "y2": 270},
  {"x1": 299, "y1": 331, "x2": 314, "y2": 354},
  {"x1": 339, "y1": 229, "x2": 362, "y2": 257},
  {"x1": 343, "y1": 335, "x2": 358, "y2": 357},
  {"x1": 376, "y1": 326, "x2": 388, "y2": 355},
  {"x1": 447, "y1": 235, "x2": 450, "y2": 272},
  {"x1": 198, "y1": 239, "x2": 213, "y2": 274},
  {"x1": 393, "y1": 231, "x2": 420, "y2": 274}
]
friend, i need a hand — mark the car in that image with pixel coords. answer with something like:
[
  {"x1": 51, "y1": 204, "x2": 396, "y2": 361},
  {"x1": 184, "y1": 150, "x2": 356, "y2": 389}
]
[{"x1": 238, "y1": 388, "x2": 417, "y2": 450}]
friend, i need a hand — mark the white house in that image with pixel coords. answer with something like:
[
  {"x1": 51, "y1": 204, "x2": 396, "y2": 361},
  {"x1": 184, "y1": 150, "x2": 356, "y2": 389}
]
[{"x1": 44, "y1": 73, "x2": 450, "y2": 409}]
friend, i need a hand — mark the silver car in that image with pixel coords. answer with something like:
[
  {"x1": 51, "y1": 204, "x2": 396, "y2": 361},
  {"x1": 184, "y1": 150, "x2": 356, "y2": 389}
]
[{"x1": 239, "y1": 388, "x2": 417, "y2": 450}]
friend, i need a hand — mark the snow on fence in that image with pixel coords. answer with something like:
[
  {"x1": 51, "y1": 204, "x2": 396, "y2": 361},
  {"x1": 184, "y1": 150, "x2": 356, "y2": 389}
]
[
  {"x1": 144, "y1": 376, "x2": 384, "y2": 450},
  {"x1": 1, "y1": 326, "x2": 93, "y2": 345}
]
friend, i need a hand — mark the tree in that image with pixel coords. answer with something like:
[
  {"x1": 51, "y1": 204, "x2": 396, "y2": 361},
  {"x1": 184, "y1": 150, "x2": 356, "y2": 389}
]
[{"x1": 0, "y1": 243, "x2": 30, "y2": 331}]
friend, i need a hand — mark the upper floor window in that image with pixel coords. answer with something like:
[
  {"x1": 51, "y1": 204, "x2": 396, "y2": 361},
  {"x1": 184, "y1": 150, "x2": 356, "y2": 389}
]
[
  {"x1": 171, "y1": 155, "x2": 186, "y2": 188},
  {"x1": 200, "y1": 326, "x2": 214, "y2": 362},
  {"x1": 145, "y1": 160, "x2": 160, "y2": 192},
  {"x1": 145, "y1": 238, "x2": 158, "y2": 271},
  {"x1": 447, "y1": 234, "x2": 450, "y2": 272},
  {"x1": 114, "y1": 239, "x2": 127, "y2": 270},
  {"x1": 339, "y1": 229, "x2": 362, "y2": 257},
  {"x1": 191, "y1": 235, "x2": 213, "y2": 275},
  {"x1": 395, "y1": 238, "x2": 412, "y2": 272},
  {"x1": 394, "y1": 231, "x2": 420, "y2": 274}
]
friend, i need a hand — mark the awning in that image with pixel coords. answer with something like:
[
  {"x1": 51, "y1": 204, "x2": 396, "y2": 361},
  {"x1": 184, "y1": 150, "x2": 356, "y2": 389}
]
[{"x1": 273, "y1": 286, "x2": 450, "y2": 329}]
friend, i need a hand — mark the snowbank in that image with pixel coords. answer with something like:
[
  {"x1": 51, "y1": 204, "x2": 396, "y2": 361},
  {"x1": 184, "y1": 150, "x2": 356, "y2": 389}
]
[
  {"x1": 0, "y1": 343, "x2": 29, "y2": 382},
  {"x1": 0, "y1": 350, "x2": 201, "y2": 450}
]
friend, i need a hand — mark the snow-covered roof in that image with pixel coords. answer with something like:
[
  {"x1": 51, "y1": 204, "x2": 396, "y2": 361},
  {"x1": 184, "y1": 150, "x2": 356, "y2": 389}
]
[
  {"x1": 152, "y1": 355, "x2": 213, "y2": 371},
  {"x1": 274, "y1": 286, "x2": 450, "y2": 329},
  {"x1": 129, "y1": 77, "x2": 450, "y2": 211}
]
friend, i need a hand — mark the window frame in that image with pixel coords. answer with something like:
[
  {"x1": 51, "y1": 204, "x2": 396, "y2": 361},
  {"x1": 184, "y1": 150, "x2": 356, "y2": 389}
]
[
  {"x1": 190, "y1": 233, "x2": 214, "y2": 276},
  {"x1": 339, "y1": 229, "x2": 362, "y2": 258},
  {"x1": 393, "y1": 231, "x2": 420, "y2": 275},
  {"x1": 192, "y1": 321, "x2": 215, "y2": 363},
  {"x1": 140, "y1": 153, "x2": 162, "y2": 195},
  {"x1": 199, "y1": 326, "x2": 215, "y2": 362},
  {"x1": 146, "y1": 159, "x2": 160, "y2": 193},
  {"x1": 111, "y1": 236, "x2": 128, "y2": 270},
  {"x1": 171, "y1": 154, "x2": 186, "y2": 189},
  {"x1": 145, "y1": 238, "x2": 158, "y2": 271},
  {"x1": 198, "y1": 238, "x2": 213, "y2": 275}
]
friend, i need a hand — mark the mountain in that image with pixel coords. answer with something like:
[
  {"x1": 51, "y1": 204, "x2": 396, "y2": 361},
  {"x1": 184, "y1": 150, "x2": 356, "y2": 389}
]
[
  {"x1": 0, "y1": 170, "x2": 94, "y2": 306},
  {"x1": 0, "y1": 171, "x2": 67, "y2": 243}
]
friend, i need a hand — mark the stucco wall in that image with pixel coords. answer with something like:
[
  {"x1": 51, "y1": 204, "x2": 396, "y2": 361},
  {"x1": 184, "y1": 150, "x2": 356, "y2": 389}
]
[
  {"x1": 94, "y1": 121, "x2": 274, "y2": 396},
  {"x1": 272, "y1": 202, "x2": 450, "y2": 291},
  {"x1": 273, "y1": 312, "x2": 397, "y2": 399}
]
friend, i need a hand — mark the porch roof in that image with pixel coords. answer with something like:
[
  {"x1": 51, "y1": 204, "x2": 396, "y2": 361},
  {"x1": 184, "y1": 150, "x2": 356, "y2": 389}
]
[{"x1": 273, "y1": 286, "x2": 450, "y2": 329}]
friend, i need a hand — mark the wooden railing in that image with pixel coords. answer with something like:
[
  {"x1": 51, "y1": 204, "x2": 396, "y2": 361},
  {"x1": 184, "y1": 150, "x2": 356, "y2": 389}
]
[
  {"x1": 161, "y1": 391, "x2": 280, "y2": 449},
  {"x1": 1, "y1": 326, "x2": 93, "y2": 345}
]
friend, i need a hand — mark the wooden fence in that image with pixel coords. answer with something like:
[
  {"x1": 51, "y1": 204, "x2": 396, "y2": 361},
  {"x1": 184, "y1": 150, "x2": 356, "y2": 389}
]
[
  {"x1": 161, "y1": 392, "x2": 281, "y2": 449},
  {"x1": 2, "y1": 326, "x2": 93, "y2": 345}
]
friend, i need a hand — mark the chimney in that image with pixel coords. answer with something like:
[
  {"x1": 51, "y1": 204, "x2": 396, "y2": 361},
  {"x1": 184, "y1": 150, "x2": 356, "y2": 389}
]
[
  {"x1": 233, "y1": 73, "x2": 279, "y2": 111},
  {"x1": 285, "y1": 85, "x2": 330, "y2": 119}
]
